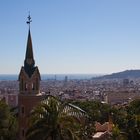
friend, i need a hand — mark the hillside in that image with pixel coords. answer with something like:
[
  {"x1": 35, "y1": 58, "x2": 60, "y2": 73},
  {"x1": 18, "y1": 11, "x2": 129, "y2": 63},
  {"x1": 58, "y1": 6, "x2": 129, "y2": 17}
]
[{"x1": 93, "y1": 70, "x2": 140, "y2": 80}]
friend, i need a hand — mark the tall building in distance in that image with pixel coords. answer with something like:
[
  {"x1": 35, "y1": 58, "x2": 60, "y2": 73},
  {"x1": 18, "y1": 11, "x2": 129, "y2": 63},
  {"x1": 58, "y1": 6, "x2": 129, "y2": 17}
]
[{"x1": 18, "y1": 15, "x2": 42, "y2": 140}]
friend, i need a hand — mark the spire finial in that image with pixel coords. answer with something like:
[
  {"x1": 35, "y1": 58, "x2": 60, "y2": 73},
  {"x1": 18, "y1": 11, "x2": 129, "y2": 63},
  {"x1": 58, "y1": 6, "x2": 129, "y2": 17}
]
[{"x1": 26, "y1": 12, "x2": 32, "y2": 28}]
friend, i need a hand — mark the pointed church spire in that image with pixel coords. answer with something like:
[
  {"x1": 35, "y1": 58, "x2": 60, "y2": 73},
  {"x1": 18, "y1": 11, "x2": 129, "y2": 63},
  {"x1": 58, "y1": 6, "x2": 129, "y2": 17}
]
[
  {"x1": 25, "y1": 29, "x2": 34, "y2": 61},
  {"x1": 24, "y1": 14, "x2": 35, "y2": 77}
]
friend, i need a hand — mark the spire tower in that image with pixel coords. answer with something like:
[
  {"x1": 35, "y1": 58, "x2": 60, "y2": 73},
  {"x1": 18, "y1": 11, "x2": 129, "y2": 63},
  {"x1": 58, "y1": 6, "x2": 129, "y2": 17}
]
[{"x1": 18, "y1": 14, "x2": 42, "y2": 140}]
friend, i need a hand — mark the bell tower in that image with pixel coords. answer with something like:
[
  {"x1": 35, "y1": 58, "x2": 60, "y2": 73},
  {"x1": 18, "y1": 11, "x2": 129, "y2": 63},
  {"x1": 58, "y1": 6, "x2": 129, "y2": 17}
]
[{"x1": 18, "y1": 15, "x2": 42, "y2": 140}]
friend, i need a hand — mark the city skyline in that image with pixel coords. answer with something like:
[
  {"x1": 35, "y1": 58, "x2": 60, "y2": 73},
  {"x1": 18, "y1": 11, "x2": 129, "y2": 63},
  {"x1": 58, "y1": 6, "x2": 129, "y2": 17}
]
[{"x1": 0, "y1": 0, "x2": 140, "y2": 74}]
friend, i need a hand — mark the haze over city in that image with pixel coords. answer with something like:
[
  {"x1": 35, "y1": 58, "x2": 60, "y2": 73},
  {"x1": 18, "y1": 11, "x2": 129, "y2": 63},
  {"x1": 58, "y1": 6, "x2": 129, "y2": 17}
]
[{"x1": 0, "y1": 0, "x2": 140, "y2": 74}]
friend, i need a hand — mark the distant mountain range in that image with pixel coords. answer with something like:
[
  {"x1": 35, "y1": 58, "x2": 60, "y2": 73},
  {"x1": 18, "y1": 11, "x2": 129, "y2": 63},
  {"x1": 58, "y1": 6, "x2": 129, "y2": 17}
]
[{"x1": 93, "y1": 70, "x2": 140, "y2": 80}]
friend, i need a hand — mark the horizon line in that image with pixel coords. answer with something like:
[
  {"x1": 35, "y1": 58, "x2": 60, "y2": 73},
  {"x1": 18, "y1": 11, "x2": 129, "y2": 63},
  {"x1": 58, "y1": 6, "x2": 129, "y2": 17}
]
[{"x1": 0, "y1": 69, "x2": 140, "y2": 75}]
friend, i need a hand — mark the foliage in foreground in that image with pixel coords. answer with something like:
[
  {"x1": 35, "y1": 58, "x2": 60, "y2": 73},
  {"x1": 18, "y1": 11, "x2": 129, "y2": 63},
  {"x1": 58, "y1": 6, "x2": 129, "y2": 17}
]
[
  {"x1": 26, "y1": 98, "x2": 140, "y2": 140},
  {"x1": 26, "y1": 96, "x2": 85, "y2": 140},
  {"x1": 72, "y1": 99, "x2": 140, "y2": 140},
  {"x1": 0, "y1": 100, "x2": 17, "y2": 140}
]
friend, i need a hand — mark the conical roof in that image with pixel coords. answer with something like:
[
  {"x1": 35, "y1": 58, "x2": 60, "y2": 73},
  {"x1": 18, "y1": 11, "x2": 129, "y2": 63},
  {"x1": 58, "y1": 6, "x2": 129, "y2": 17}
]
[
  {"x1": 24, "y1": 29, "x2": 35, "y2": 77},
  {"x1": 25, "y1": 29, "x2": 34, "y2": 60}
]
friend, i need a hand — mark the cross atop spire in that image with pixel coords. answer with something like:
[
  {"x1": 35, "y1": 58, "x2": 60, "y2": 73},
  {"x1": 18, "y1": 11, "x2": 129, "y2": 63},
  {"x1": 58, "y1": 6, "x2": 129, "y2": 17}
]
[{"x1": 26, "y1": 12, "x2": 32, "y2": 28}]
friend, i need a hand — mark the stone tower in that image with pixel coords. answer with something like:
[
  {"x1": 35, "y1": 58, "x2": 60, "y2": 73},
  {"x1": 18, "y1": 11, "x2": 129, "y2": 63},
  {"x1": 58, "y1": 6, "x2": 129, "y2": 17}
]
[{"x1": 18, "y1": 15, "x2": 42, "y2": 140}]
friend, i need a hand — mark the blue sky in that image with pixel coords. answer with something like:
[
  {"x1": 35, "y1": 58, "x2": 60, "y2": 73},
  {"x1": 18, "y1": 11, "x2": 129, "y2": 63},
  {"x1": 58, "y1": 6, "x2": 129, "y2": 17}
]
[{"x1": 0, "y1": 0, "x2": 140, "y2": 74}]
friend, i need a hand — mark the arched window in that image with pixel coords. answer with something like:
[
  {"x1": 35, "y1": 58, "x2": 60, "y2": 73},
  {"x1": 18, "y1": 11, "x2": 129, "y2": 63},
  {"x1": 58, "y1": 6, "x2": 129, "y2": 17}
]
[
  {"x1": 32, "y1": 83, "x2": 35, "y2": 90},
  {"x1": 25, "y1": 83, "x2": 27, "y2": 91}
]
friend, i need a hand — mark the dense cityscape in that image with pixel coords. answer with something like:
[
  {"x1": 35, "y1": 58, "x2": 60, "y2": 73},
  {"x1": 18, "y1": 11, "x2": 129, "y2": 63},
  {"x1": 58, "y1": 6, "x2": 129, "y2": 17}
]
[
  {"x1": 1, "y1": 76, "x2": 140, "y2": 106},
  {"x1": 0, "y1": 74, "x2": 140, "y2": 139}
]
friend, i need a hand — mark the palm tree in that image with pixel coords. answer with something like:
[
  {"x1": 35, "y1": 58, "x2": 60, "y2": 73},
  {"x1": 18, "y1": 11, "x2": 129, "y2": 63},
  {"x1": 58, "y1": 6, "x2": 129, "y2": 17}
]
[
  {"x1": 0, "y1": 100, "x2": 17, "y2": 140},
  {"x1": 26, "y1": 96, "x2": 84, "y2": 140}
]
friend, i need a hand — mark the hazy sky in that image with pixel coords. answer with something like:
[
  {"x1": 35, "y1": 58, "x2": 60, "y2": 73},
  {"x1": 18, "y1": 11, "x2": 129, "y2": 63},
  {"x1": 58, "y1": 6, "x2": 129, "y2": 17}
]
[{"x1": 0, "y1": 0, "x2": 140, "y2": 74}]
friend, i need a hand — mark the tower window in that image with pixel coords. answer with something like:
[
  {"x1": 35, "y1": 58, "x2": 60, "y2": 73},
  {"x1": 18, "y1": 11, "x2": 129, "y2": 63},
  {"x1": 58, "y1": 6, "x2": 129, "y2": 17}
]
[
  {"x1": 32, "y1": 83, "x2": 35, "y2": 90},
  {"x1": 21, "y1": 106, "x2": 24, "y2": 114},
  {"x1": 25, "y1": 83, "x2": 27, "y2": 91}
]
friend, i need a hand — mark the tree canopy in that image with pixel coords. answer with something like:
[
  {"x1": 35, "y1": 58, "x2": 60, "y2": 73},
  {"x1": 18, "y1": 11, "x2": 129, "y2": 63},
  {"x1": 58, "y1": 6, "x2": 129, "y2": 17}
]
[
  {"x1": 0, "y1": 100, "x2": 17, "y2": 140},
  {"x1": 26, "y1": 96, "x2": 86, "y2": 140}
]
